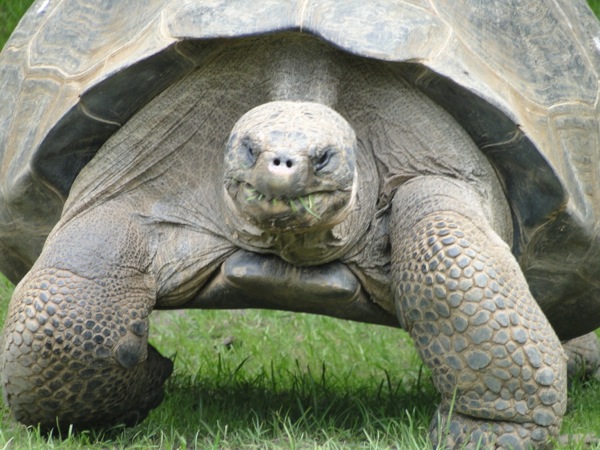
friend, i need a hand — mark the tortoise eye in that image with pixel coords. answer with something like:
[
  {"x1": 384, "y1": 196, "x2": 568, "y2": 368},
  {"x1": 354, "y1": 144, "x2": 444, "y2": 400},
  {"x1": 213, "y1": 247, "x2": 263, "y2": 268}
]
[
  {"x1": 315, "y1": 149, "x2": 332, "y2": 171},
  {"x1": 241, "y1": 139, "x2": 257, "y2": 166}
]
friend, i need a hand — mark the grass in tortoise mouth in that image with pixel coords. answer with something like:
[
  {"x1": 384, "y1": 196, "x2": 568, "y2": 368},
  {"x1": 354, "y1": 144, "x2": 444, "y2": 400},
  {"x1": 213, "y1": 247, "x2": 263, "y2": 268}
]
[{"x1": 242, "y1": 184, "x2": 321, "y2": 219}]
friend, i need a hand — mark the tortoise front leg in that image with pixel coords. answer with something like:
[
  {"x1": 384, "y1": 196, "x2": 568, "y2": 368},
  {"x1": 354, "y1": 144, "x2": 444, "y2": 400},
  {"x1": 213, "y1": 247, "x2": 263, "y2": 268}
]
[
  {"x1": 390, "y1": 177, "x2": 567, "y2": 449},
  {"x1": 1, "y1": 204, "x2": 172, "y2": 431}
]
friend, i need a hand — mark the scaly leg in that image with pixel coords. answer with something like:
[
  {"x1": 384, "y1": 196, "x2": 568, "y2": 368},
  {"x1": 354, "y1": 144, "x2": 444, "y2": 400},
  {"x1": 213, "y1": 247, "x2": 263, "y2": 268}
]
[
  {"x1": 563, "y1": 332, "x2": 600, "y2": 381},
  {"x1": 2, "y1": 204, "x2": 172, "y2": 431},
  {"x1": 390, "y1": 177, "x2": 566, "y2": 449}
]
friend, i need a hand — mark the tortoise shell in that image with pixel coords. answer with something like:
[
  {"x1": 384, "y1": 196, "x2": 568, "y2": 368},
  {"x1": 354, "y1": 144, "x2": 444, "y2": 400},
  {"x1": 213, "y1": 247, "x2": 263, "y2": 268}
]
[{"x1": 1, "y1": 0, "x2": 599, "y2": 338}]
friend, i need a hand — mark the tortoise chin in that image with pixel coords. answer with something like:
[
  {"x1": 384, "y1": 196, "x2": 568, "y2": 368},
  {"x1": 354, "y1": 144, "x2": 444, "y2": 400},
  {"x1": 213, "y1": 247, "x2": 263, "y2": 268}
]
[{"x1": 224, "y1": 179, "x2": 355, "y2": 232}]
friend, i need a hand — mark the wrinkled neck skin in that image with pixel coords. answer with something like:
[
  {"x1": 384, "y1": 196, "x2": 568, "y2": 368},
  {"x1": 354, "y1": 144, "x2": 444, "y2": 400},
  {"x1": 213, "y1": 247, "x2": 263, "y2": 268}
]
[{"x1": 223, "y1": 171, "x2": 371, "y2": 265}]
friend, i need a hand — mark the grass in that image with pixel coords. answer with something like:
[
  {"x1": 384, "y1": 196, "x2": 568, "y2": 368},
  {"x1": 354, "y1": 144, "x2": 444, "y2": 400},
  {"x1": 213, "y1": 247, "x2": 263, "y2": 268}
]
[
  {"x1": 2, "y1": 1, "x2": 600, "y2": 449},
  {"x1": 0, "y1": 0, "x2": 31, "y2": 46}
]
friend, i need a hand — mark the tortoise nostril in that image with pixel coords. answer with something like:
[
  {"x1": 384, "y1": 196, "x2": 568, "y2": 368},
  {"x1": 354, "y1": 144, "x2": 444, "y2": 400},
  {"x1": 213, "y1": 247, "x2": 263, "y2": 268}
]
[{"x1": 272, "y1": 157, "x2": 293, "y2": 169}]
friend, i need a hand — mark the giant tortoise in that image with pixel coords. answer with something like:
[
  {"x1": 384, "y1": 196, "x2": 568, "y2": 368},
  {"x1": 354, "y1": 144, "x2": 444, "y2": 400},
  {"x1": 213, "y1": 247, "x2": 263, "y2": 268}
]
[{"x1": 1, "y1": 0, "x2": 600, "y2": 448}]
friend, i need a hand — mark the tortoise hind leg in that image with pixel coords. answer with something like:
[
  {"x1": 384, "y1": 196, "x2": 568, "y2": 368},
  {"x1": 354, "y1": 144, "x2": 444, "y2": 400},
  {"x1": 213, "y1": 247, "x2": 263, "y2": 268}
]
[
  {"x1": 390, "y1": 176, "x2": 567, "y2": 449},
  {"x1": 1, "y1": 203, "x2": 172, "y2": 431},
  {"x1": 563, "y1": 332, "x2": 600, "y2": 382}
]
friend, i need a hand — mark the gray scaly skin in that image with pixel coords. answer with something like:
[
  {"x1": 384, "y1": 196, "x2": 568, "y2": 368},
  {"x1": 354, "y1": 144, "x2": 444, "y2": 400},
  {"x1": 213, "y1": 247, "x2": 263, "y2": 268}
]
[
  {"x1": 1, "y1": 36, "x2": 569, "y2": 447},
  {"x1": 391, "y1": 177, "x2": 566, "y2": 449},
  {"x1": 563, "y1": 332, "x2": 600, "y2": 381}
]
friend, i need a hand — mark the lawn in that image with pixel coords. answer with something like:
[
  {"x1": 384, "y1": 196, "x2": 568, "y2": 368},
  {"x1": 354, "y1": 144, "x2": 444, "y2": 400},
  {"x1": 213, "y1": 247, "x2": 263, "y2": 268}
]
[{"x1": 1, "y1": 1, "x2": 600, "y2": 449}]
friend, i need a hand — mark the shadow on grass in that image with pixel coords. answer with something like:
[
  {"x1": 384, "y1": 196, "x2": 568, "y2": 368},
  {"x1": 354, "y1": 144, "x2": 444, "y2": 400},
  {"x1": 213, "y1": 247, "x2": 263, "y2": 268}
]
[
  {"x1": 50, "y1": 361, "x2": 436, "y2": 448},
  {"x1": 138, "y1": 362, "x2": 438, "y2": 444}
]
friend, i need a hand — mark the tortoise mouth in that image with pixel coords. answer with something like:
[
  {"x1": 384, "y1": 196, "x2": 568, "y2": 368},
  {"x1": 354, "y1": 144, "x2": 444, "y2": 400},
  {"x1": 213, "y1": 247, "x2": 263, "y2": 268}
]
[{"x1": 225, "y1": 179, "x2": 354, "y2": 230}]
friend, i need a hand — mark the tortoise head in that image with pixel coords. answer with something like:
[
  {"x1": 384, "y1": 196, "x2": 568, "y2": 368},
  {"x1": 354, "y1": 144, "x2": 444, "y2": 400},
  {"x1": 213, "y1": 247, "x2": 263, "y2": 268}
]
[{"x1": 224, "y1": 101, "x2": 357, "y2": 233}]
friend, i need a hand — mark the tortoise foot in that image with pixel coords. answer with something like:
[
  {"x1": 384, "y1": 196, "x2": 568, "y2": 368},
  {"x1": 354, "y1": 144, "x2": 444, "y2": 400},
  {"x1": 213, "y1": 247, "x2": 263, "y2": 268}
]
[
  {"x1": 2, "y1": 268, "x2": 173, "y2": 432},
  {"x1": 430, "y1": 405, "x2": 554, "y2": 450}
]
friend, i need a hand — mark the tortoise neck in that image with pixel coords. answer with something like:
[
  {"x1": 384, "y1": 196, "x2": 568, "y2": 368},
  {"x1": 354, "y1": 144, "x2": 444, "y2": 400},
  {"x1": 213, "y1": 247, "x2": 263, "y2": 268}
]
[{"x1": 267, "y1": 33, "x2": 342, "y2": 106}]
